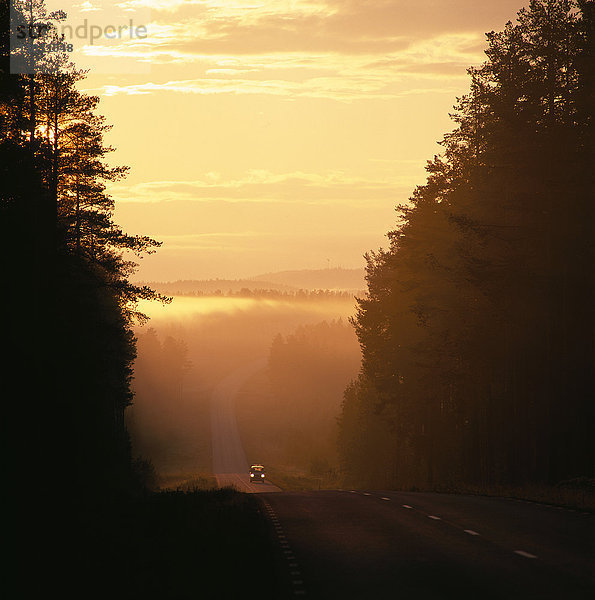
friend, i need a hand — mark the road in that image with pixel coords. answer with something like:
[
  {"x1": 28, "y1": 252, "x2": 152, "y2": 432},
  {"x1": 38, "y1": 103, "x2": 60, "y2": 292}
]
[
  {"x1": 261, "y1": 489, "x2": 594, "y2": 599},
  {"x1": 210, "y1": 359, "x2": 282, "y2": 493},
  {"x1": 210, "y1": 362, "x2": 593, "y2": 597}
]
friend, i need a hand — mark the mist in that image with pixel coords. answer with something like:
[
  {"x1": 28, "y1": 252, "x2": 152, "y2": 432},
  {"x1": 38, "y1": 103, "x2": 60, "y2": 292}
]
[{"x1": 126, "y1": 292, "x2": 361, "y2": 487}]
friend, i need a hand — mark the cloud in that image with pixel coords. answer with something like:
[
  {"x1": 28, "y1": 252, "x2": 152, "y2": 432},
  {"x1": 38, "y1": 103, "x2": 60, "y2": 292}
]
[
  {"x1": 141, "y1": 0, "x2": 527, "y2": 55},
  {"x1": 73, "y1": 1, "x2": 529, "y2": 96},
  {"x1": 94, "y1": 35, "x2": 471, "y2": 101},
  {"x1": 74, "y1": 0, "x2": 529, "y2": 100},
  {"x1": 99, "y1": 75, "x2": 462, "y2": 101},
  {"x1": 76, "y1": 1, "x2": 101, "y2": 12},
  {"x1": 154, "y1": 231, "x2": 276, "y2": 250},
  {"x1": 81, "y1": 15, "x2": 484, "y2": 100},
  {"x1": 109, "y1": 170, "x2": 415, "y2": 204}
]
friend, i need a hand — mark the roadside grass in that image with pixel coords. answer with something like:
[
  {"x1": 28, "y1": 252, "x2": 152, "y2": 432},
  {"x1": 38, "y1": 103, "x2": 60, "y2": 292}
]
[
  {"x1": 53, "y1": 488, "x2": 278, "y2": 600},
  {"x1": 431, "y1": 479, "x2": 595, "y2": 512},
  {"x1": 266, "y1": 465, "x2": 341, "y2": 491},
  {"x1": 158, "y1": 471, "x2": 218, "y2": 491},
  {"x1": 377, "y1": 478, "x2": 595, "y2": 512}
]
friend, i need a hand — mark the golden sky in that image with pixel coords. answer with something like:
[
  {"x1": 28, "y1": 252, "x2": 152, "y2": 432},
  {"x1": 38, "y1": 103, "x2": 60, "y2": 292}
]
[{"x1": 48, "y1": 0, "x2": 527, "y2": 281}]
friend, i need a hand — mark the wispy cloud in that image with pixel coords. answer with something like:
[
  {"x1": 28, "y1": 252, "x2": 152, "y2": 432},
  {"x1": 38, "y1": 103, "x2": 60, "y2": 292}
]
[
  {"x1": 155, "y1": 231, "x2": 276, "y2": 250},
  {"x1": 71, "y1": 0, "x2": 526, "y2": 95},
  {"x1": 110, "y1": 170, "x2": 415, "y2": 204},
  {"x1": 139, "y1": 0, "x2": 524, "y2": 54},
  {"x1": 76, "y1": 1, "x2": 102, "y2": 13},
  {"x1": 82, "y1": 17, "x2": 482, "y2": 99},
  {"x1": 99, "y1": 76, "x2": 463, "y2": 101}
]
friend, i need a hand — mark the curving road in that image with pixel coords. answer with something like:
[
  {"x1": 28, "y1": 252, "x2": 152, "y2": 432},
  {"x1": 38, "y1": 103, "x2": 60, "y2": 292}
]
[{"x1": 210, "y1": 359, "x2": 281, "y2": 493}]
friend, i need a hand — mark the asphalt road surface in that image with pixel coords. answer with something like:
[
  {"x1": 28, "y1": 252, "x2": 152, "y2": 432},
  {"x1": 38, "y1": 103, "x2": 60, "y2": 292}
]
[
  {"x1": 210, "y1": 362, "x2": 593, "y2": 598},
  {"x1": 261, "y1": 489, "x2": 594, "y2": 599},
  {"x1": 210, "y1": 359, "x2": 281, "y2": 493}
]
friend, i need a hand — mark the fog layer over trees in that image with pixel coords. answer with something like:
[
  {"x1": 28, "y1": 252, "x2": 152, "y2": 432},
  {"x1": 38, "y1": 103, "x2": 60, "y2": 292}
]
[
  {"x1": 339, "y1": 0, "x2": 594, "y2": 490},
  {"x1": 127, "y1": 294, "x2": 360, "y2": 484},
  {"x1": 238, "y1": 319, "x2": 360, "y2": 475}
]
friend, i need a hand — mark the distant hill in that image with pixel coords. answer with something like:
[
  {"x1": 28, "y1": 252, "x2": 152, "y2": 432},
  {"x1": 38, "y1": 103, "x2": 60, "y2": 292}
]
[
  {"x1": 142, "y1": 268, "x2": 366, "y2": 296},
  {"x1": 250, "y1": 268, "x2": 365, "y2": 291},
  {"x1": 141, "y1": 278, "x2": 296, "y2": 296}
]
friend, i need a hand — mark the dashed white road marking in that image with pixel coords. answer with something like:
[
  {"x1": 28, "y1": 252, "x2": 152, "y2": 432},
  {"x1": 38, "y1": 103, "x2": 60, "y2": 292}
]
[
  {"x1": 263, "y1": 500, "x2": 307, "y2": 596},
  {"x1": 365, "y1": 495, "x2": 552, "y2": 561}
]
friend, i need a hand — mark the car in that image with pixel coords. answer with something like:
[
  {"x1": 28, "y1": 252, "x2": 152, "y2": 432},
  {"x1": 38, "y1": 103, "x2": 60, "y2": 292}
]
[{"x1": 249, "y1": 464, "x2": 266, "y2": 483}]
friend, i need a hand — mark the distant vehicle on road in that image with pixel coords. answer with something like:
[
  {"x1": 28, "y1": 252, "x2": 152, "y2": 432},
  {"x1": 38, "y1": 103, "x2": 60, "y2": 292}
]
[{"x1": 249, "y1": 464, "x2": 266, "y2": 483}]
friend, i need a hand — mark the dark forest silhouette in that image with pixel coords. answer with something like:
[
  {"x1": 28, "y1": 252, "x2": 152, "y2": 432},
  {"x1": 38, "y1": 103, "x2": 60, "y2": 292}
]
[
  {"x1": 339, "y1": 0, "x2": 594, "y2": 491},
  {"x1": 1, "y1": 3, "x2": 277, "y2": 599},
  {"x1": 2, "y1": 0, "x2": 165, "y2": 499},
  {"x1": 1, "y1": 1, "x2": 173, "y2": 594}
]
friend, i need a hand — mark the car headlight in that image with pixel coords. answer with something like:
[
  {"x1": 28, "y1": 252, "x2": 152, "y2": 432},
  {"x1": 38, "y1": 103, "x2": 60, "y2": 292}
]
[
  {"x1": 250, "y1": 473, "x2": 254, "y2": 477},
  {"x1": 261, "y1": 474, "x2": 265, "y2": 477}
]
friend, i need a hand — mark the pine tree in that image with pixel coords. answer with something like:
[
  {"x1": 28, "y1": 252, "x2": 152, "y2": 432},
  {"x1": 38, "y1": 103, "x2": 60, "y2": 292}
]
[{"x1": 341, "y1": 0, "x2": 594, "y2": 489}]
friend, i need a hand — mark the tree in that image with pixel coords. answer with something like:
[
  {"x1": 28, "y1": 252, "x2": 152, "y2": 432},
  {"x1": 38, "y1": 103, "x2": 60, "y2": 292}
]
[
  {"x1": 1, "y1": 0, "x2": 169, "y2": 504},
  {"x1": 341, "y1": 0, "x2": 594, "y2": 490}
]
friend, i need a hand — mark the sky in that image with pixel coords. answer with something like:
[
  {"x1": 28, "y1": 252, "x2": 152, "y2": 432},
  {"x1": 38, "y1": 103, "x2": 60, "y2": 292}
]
[{"x1": 46, "y1": 0, "x2": 528, "y2": 281}]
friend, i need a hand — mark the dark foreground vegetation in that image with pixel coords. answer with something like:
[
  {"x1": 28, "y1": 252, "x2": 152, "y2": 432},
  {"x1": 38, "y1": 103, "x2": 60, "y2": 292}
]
[
  {"x1": 2, "y1": 0, "x2": 162, "y2": 505},
  {"x1": 37, "y1": 488, "x2": 277, "y2": 600},
  {"x1": 339, "y1": 0, "x2": 594, "y2": 492},
  {"x1": 0, "y1": 3, "x2": 276, "y2": 598}
]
